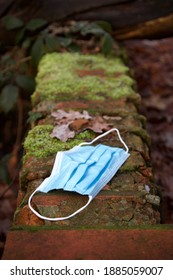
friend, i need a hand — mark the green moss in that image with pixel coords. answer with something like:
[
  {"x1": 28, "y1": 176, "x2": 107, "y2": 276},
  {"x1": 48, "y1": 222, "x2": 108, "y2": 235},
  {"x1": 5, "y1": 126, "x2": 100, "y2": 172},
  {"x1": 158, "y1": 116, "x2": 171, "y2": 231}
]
[
  {"x1": 76, "y1": 54, "x2": 129, "y2": 74},
  {"x1": 11, "y1": 224, "x2": 173, "y2": 232},
  {"x1": 132, "y1": 128, "x2": 151, "y2": 146},
  {"x1": 24, "y1": 125, "x2": 95, "y2": 159},
  {"x1": 119, "y1": 151, "x2": 146, "y2": 173},
  {"x1": 32, "y1": 53, "x2": 136, "y2": 104}
]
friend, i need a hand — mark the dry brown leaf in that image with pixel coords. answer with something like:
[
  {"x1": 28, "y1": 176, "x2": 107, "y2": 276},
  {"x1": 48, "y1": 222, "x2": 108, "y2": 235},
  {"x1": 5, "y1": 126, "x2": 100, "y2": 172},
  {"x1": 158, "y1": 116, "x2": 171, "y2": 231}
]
[
  {"x1": 50, "y1": 124, "x2": 75, "y2": 142},
  {"x1": 51, "y1": 109, "x2": 91, "y2": 122},
  {"x1": 50, "y1": 109, "x2": 112, "y2": 142},
  {"x1": 87, "y1": 116, "x2": 111, "y2": 133},
  {"x1": 69, "y1": 119, "x2": 89, "y2": 131}
]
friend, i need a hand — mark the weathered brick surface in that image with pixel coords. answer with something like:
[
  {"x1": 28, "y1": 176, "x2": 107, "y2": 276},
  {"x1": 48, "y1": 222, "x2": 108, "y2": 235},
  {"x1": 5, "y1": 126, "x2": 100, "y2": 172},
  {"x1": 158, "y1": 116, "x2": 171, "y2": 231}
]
[
  {"x1": 3, "y1": 52, "x2": 164, "y2": 259},
  {"x1": 15, "y1": 53, "x2": 160, "y2": 226}
]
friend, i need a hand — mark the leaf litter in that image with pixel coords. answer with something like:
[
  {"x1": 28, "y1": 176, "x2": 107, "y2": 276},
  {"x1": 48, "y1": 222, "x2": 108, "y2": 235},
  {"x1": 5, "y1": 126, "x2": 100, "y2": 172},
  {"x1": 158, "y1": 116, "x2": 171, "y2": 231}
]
[{"x1": 50, "y1": 109, "x2": 112, "y2": 142}]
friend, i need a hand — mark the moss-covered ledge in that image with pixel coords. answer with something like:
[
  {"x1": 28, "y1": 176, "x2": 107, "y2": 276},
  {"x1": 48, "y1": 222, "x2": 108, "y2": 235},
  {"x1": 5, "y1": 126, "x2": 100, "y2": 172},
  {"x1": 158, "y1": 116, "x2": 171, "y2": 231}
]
[
  {"x1": 32, "y1": 53, "x2": 136, "y2": 104},
  {"x1": 10, "y1": 52, "x2": 160, "y2": 229}
]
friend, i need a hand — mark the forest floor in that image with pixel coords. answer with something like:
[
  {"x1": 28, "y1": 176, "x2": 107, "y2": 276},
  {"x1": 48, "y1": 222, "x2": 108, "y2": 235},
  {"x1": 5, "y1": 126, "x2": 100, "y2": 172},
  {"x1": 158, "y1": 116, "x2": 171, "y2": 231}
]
[
  {"x1": 125, "y1": 37, "x2": 173, "y2": 224},
  {"x1": 0, "y1": 36, "x2": 173, "y2": 259}
]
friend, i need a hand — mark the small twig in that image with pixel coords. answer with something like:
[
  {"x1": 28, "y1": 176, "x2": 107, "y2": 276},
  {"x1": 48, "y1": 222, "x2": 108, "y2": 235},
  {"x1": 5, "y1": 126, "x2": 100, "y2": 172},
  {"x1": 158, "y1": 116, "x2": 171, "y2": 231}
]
[{"x1": 1, "y1": 56, "x2": 32, "y2": 74}]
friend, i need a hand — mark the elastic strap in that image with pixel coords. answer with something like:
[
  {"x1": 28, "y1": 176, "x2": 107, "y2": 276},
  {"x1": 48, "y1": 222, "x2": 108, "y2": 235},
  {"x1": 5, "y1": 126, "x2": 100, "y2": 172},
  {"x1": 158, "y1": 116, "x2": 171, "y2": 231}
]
[
  {"x1": 28, "y1": 190, "x2": 92, "y2": 221},
  {"x1": 78, "y1": 128, "x2": 129, "y2": 153}
]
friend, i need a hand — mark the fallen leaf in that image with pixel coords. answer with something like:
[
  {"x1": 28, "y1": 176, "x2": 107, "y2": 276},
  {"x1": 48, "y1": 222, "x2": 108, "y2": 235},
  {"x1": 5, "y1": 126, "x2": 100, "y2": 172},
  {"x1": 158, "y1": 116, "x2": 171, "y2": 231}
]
[
  {"x1": 69, "y1": 119, "x2": 89, "y2": 131},
  {"x1": 51, "y1": 109, "x2": 91, "y2": 121},
  {"x1": 87, "y1": 116, "x2": 111, "y2": 133},
  {"x1": 50, "y1": 124, "x2": 75, "y2": 142},
  {"x1": 50, "y1": 109, "x2": 112, "y2": 142}
]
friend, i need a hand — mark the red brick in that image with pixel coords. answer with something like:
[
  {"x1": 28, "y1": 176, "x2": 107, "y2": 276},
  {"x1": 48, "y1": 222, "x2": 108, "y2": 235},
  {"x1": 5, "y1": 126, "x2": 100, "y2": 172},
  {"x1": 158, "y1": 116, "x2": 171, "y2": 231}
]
[
  {"x1": 3, "y1": 227, "x2": 173, "y2": 260},
  {"x1": 15, "y1": 205, "x2": 44, "y2": 226},
  {"x1": 14, "y1": 191, "x2": 160, "y2": 226}
]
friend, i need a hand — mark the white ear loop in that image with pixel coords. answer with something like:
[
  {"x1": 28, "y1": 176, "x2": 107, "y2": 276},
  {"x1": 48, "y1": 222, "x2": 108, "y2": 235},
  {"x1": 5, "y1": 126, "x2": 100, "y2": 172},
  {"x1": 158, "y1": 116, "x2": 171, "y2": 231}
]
[
  {"x1": 28, "y1": 190, "x2": 92, "y2": 221},
  {"x1": 78, "y1": 127, "x2": 129, "y2": 153}
]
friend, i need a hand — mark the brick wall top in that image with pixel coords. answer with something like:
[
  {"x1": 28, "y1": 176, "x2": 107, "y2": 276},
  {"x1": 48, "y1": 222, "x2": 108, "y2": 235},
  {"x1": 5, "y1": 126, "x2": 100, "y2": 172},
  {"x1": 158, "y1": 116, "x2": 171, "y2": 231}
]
[{"x1": 13, "y1": 52, "x2": 160, "y2": 227}]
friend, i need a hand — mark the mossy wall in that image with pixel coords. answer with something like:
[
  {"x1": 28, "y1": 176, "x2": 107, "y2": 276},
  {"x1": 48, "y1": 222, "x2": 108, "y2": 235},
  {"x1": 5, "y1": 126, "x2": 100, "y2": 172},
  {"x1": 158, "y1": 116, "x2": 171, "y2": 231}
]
[
  {"x1": 16, "y1": 52, "x2": 160, "y2": 228},
  {"x1": 25, "y1": 52, "x2": 138, "y2": 160},
  {"x1": 32, "y1": 53, "x2": 136, "y2": 104}
]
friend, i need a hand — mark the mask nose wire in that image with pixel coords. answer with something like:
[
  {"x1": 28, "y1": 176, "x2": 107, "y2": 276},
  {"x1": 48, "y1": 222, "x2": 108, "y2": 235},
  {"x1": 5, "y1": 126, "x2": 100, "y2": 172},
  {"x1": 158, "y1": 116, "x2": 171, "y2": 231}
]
[
  {"x1": 78, "y1": 128, "x2": 129, "y2": 153},
  {"x1": 28, "y1": 189, "x2": 92, "y2": 221}
]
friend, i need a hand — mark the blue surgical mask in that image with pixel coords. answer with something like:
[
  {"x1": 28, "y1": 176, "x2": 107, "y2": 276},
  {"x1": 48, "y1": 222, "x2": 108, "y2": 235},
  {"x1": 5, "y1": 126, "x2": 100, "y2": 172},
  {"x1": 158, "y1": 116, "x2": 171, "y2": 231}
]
[{"x1": 28, "y1": 128, "x2": 130, "y2": 221}]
